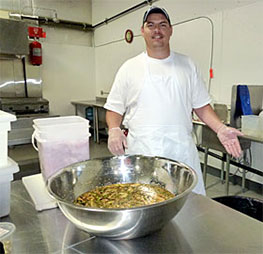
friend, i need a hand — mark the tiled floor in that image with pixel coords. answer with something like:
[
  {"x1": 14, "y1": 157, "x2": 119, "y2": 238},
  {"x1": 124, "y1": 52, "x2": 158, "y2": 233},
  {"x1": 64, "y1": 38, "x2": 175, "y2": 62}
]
[
  {"x1": 8, "y1": 138, "x2": 263, "y2": 200},
  {"x1": 205, "y1": 173, "x2": 263, "y2": 200}
]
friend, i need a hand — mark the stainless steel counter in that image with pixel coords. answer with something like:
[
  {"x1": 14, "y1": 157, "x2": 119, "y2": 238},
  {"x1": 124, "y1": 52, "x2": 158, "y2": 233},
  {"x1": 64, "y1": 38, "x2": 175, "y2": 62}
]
[
  {"x1": 71, "y1": 99, "x2": 106, "y2": 143},
  {"x1": 1, "y1": 181, "x2": 263, "y2": 253},
  {"x1": 192, "y1": 120, "x2": 263, "y2": 195},
  {"x1": 192, "y1": 119, "x2": 263, "y2": 144}
]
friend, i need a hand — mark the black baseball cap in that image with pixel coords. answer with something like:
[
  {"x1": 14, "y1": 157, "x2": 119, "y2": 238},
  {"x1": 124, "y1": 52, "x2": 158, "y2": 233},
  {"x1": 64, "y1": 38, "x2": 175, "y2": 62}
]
[{"x1": 142, "y1": 6, "x2": 171, "y2": 25}]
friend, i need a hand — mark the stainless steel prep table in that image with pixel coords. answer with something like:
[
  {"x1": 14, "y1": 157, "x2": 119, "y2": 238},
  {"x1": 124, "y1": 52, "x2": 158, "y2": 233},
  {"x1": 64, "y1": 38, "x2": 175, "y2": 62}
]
[
  {"x1": 71, "y1": 99, "x2": 106, "y2": 143},
  {"x1": 193, "y1": 120, "x2": 263, "y2": 195},
  {"x1": 1, "y1": 180, "x2": 263, "y2": 254}
]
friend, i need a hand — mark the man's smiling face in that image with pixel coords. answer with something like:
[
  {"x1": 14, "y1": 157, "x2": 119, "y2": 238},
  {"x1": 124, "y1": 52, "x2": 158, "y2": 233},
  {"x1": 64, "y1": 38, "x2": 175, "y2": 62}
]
[{"x1": 141, "y1": 13, "x2": 173, "y2": 50}]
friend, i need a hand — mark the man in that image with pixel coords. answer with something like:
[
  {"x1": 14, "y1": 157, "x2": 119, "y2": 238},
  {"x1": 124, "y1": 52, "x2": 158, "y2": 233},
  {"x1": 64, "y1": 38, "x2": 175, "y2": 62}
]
[{"x1": 104, "y1": 6, "x2": 243, "y2": 195}]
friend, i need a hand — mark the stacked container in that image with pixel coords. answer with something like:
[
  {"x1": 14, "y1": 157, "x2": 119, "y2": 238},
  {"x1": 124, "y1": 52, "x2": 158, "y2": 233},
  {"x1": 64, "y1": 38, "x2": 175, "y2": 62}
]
[
  {"x1": 0, "y1": 111, "x2": 19, "y2": 218},
  {"x1": 241, "y1": 115, "x2": 263, "y2": 139},
  {"x1": 32, "y1": 116, "x2": 90, "y2": 182}
]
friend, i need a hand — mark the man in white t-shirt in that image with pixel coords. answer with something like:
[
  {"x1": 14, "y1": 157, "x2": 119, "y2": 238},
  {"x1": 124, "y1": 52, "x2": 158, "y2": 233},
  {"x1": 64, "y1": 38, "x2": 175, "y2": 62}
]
[{"x1": 104, "y1": 6, "x2": 243, "y2": 195}]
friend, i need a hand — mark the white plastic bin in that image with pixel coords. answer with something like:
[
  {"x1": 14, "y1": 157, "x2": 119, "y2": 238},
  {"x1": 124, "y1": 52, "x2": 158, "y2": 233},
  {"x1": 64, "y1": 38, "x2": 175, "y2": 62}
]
[
  {"x1": 0, "y1": 158, "x2": 19, "y2": 218},
  {"x1": 0, "y1": 111, "x2": 16, "y2": 167},
  {"x1": 241, "y1": 115, "x2": 263, "y2": 138},
  {"x1": 32, "y1": 116, "x2": 90, "y2": 182}
]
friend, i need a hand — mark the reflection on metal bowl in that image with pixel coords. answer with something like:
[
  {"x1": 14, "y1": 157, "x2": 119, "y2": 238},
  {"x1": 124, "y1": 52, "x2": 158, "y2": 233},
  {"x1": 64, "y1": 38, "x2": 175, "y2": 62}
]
[{"x1": 47, "y1": 155, "x2": 197, "y2": 240}]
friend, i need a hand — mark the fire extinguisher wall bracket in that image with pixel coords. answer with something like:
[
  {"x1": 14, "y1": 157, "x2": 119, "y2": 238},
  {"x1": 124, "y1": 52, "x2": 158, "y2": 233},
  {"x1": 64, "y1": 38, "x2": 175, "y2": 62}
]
[{"x1": 29, "y1": 40, "x2": 42, "y2": 66}]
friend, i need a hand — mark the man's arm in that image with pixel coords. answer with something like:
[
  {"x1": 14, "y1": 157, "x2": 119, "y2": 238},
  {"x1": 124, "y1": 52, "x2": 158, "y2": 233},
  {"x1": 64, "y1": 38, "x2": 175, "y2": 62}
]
[
  {"x1": 106, "y1": 110, "x2": 127, "y2": 155},
  {"x1": 106, "y1": 110, "x2": 123, "y2": 129},
  {"x1": 194, "y1": 104, "x2": 243, "y2": 158},
  {"x1": 194, "y1": 104, "x2": 223, "y2": 133}
]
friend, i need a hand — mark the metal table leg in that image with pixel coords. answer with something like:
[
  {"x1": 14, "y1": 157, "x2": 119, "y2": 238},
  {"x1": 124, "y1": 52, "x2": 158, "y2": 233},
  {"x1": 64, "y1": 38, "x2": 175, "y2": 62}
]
[
  {"x1": 203, "y1": 147, "x2": 209, "y2": 187},
  {"x1": 225, "y1": 154, "x2": 231, "y2": 195},
  {"x1": 242, "y1": 168, "x2": 246, "y2": 193},
  {"x1": 221, "y1": 153, "x2": 225, "y2": 183},
  {"x1": 92, "y1": 107, "x2": 98, "y2": 143},
  {"x1": 94, "y1": 107, "x2": 99, "y2": 143},
  {"x1": 241, "y1": 149, "x2": 248, "y2": 193},
  {"x1": 74, "y1": 105, "x2": 77, "y2": 115}
]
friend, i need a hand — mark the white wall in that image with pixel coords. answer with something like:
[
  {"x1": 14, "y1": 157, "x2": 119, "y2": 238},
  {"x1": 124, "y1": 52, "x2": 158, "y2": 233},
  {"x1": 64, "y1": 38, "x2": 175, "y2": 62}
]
[
  {"x1": 41, "y1": 24, "x2": 95, "y2": 116},
  {"x1": 219, "y1": 4, "x2": 263, "y2": 103},
  {"x1": 42, "y1": 37, "x2": 95, "y2": 116}
]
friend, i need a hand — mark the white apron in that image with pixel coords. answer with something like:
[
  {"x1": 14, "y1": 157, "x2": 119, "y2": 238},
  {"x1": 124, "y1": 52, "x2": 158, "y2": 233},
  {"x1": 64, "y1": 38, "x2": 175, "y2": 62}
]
[{"x1": 125, "y1": 55, "x2": 205, "y2": 195}]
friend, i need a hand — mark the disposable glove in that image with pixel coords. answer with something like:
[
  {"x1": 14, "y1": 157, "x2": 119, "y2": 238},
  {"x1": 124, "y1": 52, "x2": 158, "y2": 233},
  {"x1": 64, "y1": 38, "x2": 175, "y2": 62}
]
[
  {"x1": 217, "y1": 124, "x2": 244, "y2": 158},
  {"x1": 108, "y1": 127, "x2": 127, "y2": 155}
]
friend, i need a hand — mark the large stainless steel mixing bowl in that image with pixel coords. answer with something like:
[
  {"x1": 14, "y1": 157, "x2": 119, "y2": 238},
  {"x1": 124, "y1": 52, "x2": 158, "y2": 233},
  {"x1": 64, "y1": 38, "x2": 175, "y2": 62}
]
[{"x1": 47, "y1": 155, "x2": 197, "y2": 240}]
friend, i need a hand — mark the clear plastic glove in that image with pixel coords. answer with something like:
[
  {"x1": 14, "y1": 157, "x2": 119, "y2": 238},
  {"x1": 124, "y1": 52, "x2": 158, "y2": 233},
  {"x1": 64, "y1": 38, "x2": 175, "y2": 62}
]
[
  {"x1": 108, "y1": 127, "x2": 128, "y2": 155},
  {"x1": 217, "y1": 124, "x2": 244, "y2": 158}
]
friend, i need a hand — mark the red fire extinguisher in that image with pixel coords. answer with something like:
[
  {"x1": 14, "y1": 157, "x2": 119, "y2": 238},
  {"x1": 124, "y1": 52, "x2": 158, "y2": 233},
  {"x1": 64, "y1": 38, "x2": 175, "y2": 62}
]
[{"x1": 29, "y1": 40, "x2": 42, "y2": 66}]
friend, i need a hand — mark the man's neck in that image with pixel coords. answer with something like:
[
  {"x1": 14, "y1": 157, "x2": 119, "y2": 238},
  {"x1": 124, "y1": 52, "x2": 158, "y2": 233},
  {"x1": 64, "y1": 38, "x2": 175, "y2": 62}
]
[{"x1": 146, "y1": 47, "x2": 170, "y2": 59}]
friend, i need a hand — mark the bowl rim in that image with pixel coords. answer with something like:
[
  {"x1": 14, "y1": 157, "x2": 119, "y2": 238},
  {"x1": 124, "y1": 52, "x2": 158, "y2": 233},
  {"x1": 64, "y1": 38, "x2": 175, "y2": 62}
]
[{"x1": 47, "y1": 155, "x2": 198, "y2": 212}]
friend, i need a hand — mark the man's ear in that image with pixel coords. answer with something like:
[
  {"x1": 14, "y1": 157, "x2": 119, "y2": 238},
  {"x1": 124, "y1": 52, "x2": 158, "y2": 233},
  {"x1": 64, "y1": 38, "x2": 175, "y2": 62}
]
[{"x1": 141, "y1": 26, "x2": 144, "y2": 37}]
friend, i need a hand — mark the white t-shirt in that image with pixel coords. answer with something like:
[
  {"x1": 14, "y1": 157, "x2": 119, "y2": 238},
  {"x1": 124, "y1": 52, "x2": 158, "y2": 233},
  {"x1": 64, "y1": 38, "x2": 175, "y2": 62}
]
[{"x1": 104, "y1": 51, "x2": 211, "y2": 131}]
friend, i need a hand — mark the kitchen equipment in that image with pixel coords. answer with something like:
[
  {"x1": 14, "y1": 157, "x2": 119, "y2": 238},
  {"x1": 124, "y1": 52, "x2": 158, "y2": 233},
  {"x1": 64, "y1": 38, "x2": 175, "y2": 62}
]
[
  {"x1": 0, "y1": 59, "x2": 50, "y2": 146},
  {"x1": 0, "y1": 18, "x2": 51, "y2": 146},
  {"x1": 0, "y1": 18, "x2": 28, "y2": 56},
  {"x1": 0, "y1": 97, "x2": 50, "y2": 146},
  {"x1": 47, "y1": 155, "x2": 197, "y2": 240},
  {"x1": 230, "y1": 85, "x2": 263, "y2": 128},
  {"x1": 0, "y1": 97, "x2": 49, "y2": 116},
  {"x1": 213, "y1": 103, "x2": 228, "y2": 123}
]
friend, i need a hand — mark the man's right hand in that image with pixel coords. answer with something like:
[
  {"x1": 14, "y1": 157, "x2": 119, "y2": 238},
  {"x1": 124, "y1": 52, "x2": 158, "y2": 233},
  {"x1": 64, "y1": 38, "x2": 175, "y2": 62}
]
[{"x1": 108, "y1": 127, "x2": 128, "y2": 155}]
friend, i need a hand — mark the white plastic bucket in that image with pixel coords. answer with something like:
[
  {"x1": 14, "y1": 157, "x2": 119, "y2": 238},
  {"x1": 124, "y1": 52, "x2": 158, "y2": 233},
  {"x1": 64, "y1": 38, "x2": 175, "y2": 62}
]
[
  {"x1": 0, "y1": 111, "x2": 16, "y2": 167},
  {"x1": 33, "y1": 116, "x2": 88, "y2": 132},
  {"x1": 32, "y1": 116, "x2": 90, "y2": 182},
  {"x1": 0, "y1": 158, "x2": 19, "y2": 218},
  {"x1": 0, "y1": 130, "x2": 8, "y2": 167}
]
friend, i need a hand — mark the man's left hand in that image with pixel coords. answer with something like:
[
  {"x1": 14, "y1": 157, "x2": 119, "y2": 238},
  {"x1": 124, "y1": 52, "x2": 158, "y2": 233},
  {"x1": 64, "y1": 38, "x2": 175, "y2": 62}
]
[{"x1": 217, "y1": 125, "x2": 244, "y2": 158}]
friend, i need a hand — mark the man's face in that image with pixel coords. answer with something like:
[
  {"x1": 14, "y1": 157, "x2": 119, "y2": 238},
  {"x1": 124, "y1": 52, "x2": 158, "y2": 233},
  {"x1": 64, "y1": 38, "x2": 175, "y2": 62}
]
[{"x1": 141, "y1": 13, "x2": 173, "y2": 50}]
